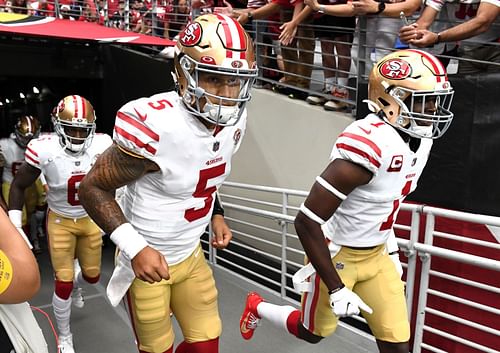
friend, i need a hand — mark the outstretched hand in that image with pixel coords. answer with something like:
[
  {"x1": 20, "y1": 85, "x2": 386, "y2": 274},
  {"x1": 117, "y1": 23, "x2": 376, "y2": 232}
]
[
  {"x1": 279, "y1": 21, "x2": 298, "y2": 46},
  {"x1": 304, "y1": 0, "x2": 320, "y2": 12}
]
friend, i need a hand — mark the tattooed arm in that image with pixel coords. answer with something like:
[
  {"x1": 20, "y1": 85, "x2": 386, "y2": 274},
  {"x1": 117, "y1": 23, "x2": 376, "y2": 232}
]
[
  {"x1": 79, "y1": 143, "x2": 159, "y2": 233},
  {"x1": 79, "y1": 143, "x2": 170, "y2": 283}
]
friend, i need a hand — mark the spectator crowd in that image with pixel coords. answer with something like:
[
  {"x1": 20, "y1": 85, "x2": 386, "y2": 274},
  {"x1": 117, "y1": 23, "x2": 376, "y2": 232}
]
[{"x1": 1, "y1": 0, "x2": 498, "y2": 110}]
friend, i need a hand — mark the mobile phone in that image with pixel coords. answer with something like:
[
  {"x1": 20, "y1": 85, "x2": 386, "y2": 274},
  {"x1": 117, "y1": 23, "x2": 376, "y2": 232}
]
[{"x1": 400, "y1": 11, "x2": 410, "y2": 26}]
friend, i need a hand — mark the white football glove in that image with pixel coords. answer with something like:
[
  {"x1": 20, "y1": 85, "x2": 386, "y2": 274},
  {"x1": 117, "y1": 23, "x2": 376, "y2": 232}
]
[
  {"x1": 389, "y1": 252, "x2": 404, "y2": 279},
  {"x1": 8, "y1": 210, "x2": 33, "y2": 249},
  {"x1": 329, "y1": 287, "x2": 373, "y2": 317}
]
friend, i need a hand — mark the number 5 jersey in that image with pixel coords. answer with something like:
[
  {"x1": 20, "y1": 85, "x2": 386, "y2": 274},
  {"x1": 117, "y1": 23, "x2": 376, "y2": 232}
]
[{"x1": 113, "y1": 91, "x2": 246, "y2": 265}]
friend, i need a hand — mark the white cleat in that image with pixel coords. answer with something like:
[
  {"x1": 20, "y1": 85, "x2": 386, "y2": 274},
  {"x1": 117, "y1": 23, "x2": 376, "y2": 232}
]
[
  {"x1": 72, "y1": 260, "x2": 84, "y2": 308},
  {"x1": 72, "y1": 287, "x2": 85, "y2": 309},
  {"x1": 58, "y1": 333, "x2": 75, "y2": 353}
]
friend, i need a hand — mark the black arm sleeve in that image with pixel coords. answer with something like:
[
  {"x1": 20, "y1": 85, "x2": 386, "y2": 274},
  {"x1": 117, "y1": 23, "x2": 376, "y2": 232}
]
[{"x1": 212, "y1": 192, "x2": 224, "y2": 217}]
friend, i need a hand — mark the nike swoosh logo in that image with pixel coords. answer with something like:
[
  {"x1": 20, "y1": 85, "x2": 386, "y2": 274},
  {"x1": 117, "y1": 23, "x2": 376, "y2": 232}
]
[
  {"x1": 359, "y1": 126, "x2": 371, "y2": 135},
  {"x1": 240, "y1": 317, "x2": 251, "y2": 333},
  {"x1": 134, "y1": 108, "x2": 147, "y2": 122}
]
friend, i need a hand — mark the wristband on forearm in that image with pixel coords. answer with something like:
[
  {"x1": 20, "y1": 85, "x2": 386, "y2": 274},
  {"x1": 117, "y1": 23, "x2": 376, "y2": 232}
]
[
  {"x1": 8, "y1": 210, "x2": 22, "y2": 228},
  {"x1": 435, "y1": 32, "x2": 441, "y2": 44},
  {"x1": 110, "y1": 223, "x2": 148, "y2": 260},
  {"x1": 212, "y1": 193, "x2": 224, "y2": 217}
]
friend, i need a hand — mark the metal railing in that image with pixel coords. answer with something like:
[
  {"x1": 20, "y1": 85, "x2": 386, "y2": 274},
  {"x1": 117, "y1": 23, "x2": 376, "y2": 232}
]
[{"x1": 202, "y1": 181, "x2": 500, "y2": 353}]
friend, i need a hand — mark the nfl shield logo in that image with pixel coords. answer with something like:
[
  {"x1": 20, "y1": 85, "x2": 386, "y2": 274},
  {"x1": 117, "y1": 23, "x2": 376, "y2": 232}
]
[
  {"x1": 75, "y1": 161, "x2": 80, "y2": 166},
  {"x1": 213, "y1": 141, "x2": 220, "y2": 152},
  {"x1": 335, "y1": 262, "x2": 345, "y2": 270}
]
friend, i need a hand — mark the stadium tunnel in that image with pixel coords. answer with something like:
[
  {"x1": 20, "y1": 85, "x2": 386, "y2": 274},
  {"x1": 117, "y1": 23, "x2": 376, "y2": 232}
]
[{"x1": 0, "y1": 35, "x2": 175, "y2": 137}]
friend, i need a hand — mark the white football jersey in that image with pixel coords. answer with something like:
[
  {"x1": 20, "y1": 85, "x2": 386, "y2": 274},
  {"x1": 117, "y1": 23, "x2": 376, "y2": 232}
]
[
  {"x1": 0, "y1": 135, "x2": 24, "y2": 184},
  {"x1": 25, "y1": 133, "x2": 112, "y2": 218},
  {"x1": 114, "y1": 91, "x2": 246, "y2": 265},
  {"x1": 323, "y1": 114, "x2": 433, "y2": 247}
]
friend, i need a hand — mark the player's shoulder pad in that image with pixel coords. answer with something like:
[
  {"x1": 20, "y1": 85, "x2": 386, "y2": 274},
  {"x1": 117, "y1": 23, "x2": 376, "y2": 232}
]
[
  {"x1": 333, "y1": 115, "x2": 385, "y2": 175},
  {"x1": 113, "y1": 92, "x2": 177, "y2": 159}
]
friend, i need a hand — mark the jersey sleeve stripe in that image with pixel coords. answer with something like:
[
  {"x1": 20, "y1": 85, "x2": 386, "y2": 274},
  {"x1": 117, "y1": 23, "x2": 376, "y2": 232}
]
[
  {"x1": 117, "y1": 111, "x2": 160, "y2": 142},
  {"x1": 26, "y1": 146, "x2": 38, "y2": 157},
  {"x1": 114, "y1": 126, "x2": 157, "y2": 155},
  {"x1": 336, "y1": 143, "x2": 381, "y2": 168},
  {"x1": 25, "y1": 151, "x2": 39, "y2": 165},
  {"x1": 339, "y1": 132, "x2": 382, "y2": 157}
]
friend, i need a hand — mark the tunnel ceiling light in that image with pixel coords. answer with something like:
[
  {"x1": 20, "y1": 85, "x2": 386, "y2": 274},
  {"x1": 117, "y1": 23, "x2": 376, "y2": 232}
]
[{"x1": 33, "y1": 86, "x2": 40, "y2": 94}]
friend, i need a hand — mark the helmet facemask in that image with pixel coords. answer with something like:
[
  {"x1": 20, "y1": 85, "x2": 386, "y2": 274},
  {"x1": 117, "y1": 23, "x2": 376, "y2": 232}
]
[
  {"x1": 387, "y1": 86, "x2": 454, "y2": 139},
  {"x1": 53, "y1": 118, "x2": 95, "y2": 155},
  {"x1": 178, "y1": 54, "x2": 256, "y2": 126}
]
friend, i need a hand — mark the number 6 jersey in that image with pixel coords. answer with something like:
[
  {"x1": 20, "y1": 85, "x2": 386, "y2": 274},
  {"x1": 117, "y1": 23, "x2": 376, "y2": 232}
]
[
  {"x1": 113, "y1": 91, "x2": 246, "y2": 265},
  {"x1": 25, "y1": 133, "x2": 112, "y2": 218}
]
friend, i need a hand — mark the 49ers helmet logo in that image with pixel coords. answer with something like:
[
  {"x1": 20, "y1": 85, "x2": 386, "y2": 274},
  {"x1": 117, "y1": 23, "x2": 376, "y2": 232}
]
[
  {"x1": 379, "y1": 59, "x2": 412, "y2": 80},
  {"x1": 179, "y1": 22, "x2": 202, "y2": 47}
]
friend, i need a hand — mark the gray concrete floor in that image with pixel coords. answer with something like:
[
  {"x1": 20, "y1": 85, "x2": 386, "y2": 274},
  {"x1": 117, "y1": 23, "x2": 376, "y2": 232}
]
[{"x1": 30, "y1": 241, "x2": 378, "y2": 353}]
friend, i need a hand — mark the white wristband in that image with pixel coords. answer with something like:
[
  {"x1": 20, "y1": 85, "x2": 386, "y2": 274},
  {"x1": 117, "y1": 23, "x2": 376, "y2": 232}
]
[
  {"x1": 8, "y1": 210, "x2": 23, "y2": 228},
  {"x1": 110, "y1": 223, "x2": 148, "y2": 260}
]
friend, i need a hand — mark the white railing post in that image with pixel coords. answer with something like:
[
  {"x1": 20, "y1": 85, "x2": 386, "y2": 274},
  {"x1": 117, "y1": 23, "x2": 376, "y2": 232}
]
[
  {"x1": 413, "y1": 213, "x2": 435, "y2": 353},
  {"x1": 208, "y1": 222, "x2": 216, "y2": 265},
  {"x1": 404, "y1": 208, "x2": 421, "y2": 318},
  {"x1": 280, "y1": 192, "x2": 288, "y2": 299}
]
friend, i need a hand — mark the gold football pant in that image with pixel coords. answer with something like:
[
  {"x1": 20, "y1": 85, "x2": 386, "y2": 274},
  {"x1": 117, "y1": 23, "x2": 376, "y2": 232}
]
[
  {"x1": 301, "y1": 245, "x2": 410, "y2": 342},
  {"x1": 126, "y1": 244, "x2": 221, "y2": 353},
  {"x1": 47, "y1": 210, "x2": 102, "y2": 282}
]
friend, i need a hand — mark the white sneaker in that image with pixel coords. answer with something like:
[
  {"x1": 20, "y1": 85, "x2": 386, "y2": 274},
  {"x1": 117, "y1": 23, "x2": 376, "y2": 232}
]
[
  {"x1": 306, "y1": 88, "x2": 329, "y2": 106},
  {"x1": 58, "y1": 333, "x2": 75, "y2": 353}
]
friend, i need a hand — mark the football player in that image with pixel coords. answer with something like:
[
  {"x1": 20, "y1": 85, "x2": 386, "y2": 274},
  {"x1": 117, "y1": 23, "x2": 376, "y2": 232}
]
[
  {"x1": 0, "y1": 115, "x2": 46, "y2": 253},
  {"x1": 78, "y1": 14, "x2": 257, "y2": 353},
  {"x1": 239, "y1": 49, "x2": 454, "y2": 353},
  {"x1": 8, "y1": 95, "x2": 112, "y2": 353}
]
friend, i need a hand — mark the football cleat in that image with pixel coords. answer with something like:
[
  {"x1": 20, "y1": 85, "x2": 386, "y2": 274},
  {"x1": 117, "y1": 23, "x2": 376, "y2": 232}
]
[
  {"x1": 72, "y1": 260, "x2": 84, "y2": 309},
  {"x1": 58, "y1": 333, "x2": 75, "y2": 353},
  {"x1": 239, "y1": 292, "x2": 263, "y2": 340},
  {"x1": 72, "y1": 287, "x2": 84, "y2": 309}
]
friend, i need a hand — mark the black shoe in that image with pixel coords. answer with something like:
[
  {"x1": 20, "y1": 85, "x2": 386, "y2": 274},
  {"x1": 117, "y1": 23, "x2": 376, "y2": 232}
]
[
  {"x1": 272, "y1": 84, "x2": 292, "y2": 95},
  {"x1": 288, "y1": 88, "x2": 308, "y2": 100}
]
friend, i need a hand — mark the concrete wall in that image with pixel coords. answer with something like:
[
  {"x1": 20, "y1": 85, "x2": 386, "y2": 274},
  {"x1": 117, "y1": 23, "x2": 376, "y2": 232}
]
[{"x1": 228, "y1": 88, "x2": 355, "y2": 191}]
